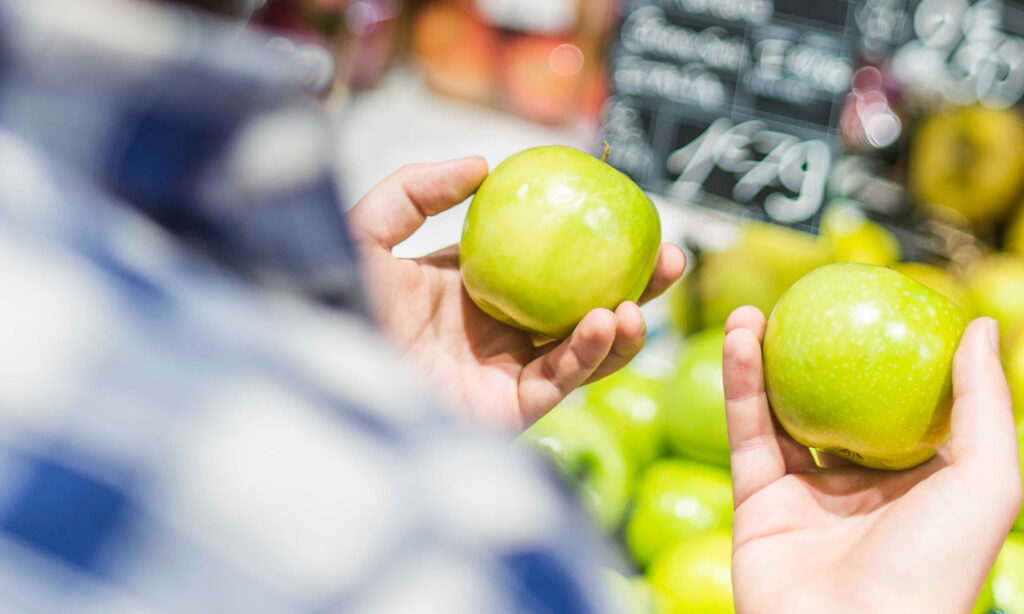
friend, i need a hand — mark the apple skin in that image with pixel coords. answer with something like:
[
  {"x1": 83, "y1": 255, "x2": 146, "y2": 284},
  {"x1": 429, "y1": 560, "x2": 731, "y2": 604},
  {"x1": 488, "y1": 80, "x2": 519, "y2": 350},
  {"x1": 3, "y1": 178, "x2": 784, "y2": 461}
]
[
  {"x1": 910, "y1": 105, "x2": 1024, "y2": 225},
  {"x1": 518, "y1": 399, "x2": 632, "y2": 531},
  {"x1": 625, "y1": 459, "x2": 733, "y2": 567},
  {"x1": 647, "y1": 531, "x2": 734, "y2": 614},
  {"x1": 892, "y1": 262, "x2": 969, "y2": 313},
  {"x1": 965, "y1": 254, "x2": 1024, "y2": 344},
  {"x1": 822, "y1": 201, "x2": 901, "y2": 266},
  {"x1": 698, "y1": 250, "x2": 781, "y2": 328},
  {"x1": 584, "y1": 367, "x2": 665, "y2": 469},
  {"x1": 994, "y1": 532, "x2": 1024, "y2": 612},
  {"x1": 664, "y1": 328, "x2": 730, "y2": 465},
  {"x1": 460, "y1": 146, "x2": 661, "y2": 338},
  {"x1": 738, "y1": 222, "x2": 833, "y2": 290},
  {"x1": 697, "y1": 223, "x2": 831, "y2": 328},
  {"x1": 763, "y1": 263, "x2": 967, "y2": 470}
]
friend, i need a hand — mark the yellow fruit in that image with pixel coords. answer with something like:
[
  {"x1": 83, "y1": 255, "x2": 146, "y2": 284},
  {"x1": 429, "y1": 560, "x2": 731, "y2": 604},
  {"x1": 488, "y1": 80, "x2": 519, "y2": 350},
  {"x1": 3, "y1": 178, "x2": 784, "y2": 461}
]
[
  {"x1": 910, "y1": 105, "x2": 1024, "y2": 225},
  {"x1": 648, "y1": 532, "x2": 734, "y2": 614},
  {"x1": 892, "y1": 262, "x2": 969, "y2": 312},
  {"x1": 822, "y1": 201, "x2": 901, "y2": 266},
  {"x1": 965, "y1": 253, "x2": 1024, "y2": 343}
]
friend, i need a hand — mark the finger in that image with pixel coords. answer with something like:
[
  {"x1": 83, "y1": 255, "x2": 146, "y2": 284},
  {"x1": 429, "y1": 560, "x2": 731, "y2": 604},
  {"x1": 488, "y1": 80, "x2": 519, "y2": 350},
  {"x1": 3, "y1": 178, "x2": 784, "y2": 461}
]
[
  {"x1": 346, "y1": 157, "x2": 489, "y2": 251},
  {"x1": 950, "y1": 319, "x2": 1021, "y2": 505},
  {"x1": 638, "y1": 244, "x2": 686, "y2": 304},
  {"x1": 725, "y1": 306, "x2": 814, "y2": 472},
  {"x1": 518, "y1": 308, "x2": 617, "y2": 427},
  {"x1": 724, "y1": 305, "x2": 768, "y2": 338},
  {"x1": 584, "y1": 301, "x2": 646, "y2": 383},
  {"x1": 723, "y1": 315, "x2": 815, "y2": 508}
]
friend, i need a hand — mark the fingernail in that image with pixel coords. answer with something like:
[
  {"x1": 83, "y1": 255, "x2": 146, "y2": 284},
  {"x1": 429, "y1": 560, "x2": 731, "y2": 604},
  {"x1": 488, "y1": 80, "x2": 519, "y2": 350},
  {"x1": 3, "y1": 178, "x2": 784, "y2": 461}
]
[{"x1": 987, "y1": 319, "x2": 1000, "y2": 352}]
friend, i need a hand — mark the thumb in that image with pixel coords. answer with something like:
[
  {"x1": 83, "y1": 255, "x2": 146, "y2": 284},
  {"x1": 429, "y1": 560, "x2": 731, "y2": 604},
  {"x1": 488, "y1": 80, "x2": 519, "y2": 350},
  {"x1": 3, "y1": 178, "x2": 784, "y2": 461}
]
[
  {"x1": 950, "y1": 318, "x2": 1022, "y2": 511},
  {"x1": 346, "y1": 157, "x2": 489, "y2": 252}
]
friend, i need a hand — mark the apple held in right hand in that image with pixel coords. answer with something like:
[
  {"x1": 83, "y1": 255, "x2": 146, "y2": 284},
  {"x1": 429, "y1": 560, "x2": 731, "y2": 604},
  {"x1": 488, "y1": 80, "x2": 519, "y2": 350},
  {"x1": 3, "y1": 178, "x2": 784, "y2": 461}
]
[{"x1": 763, "y1": 263, "x2": 967, "y2": 470}]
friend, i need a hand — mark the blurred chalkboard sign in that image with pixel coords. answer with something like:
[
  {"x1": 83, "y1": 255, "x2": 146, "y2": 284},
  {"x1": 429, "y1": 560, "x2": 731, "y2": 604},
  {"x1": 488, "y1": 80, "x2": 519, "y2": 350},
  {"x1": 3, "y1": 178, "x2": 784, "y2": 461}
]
[
  {"x1": 892, "y1": 0, "x2": 1024, "y2": 110},
  {"x1": 602, "y1": 0, "x2": 868, "y2": 231}
]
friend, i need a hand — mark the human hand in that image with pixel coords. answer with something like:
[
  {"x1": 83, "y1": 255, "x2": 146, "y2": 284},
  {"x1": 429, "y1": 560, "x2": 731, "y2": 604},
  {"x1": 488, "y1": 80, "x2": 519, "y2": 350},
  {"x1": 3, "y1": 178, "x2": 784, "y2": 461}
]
[
  {"x1": 346, "y1": 157, "x2": 685, "y2": 430},
  {"x1": 723, "y1": 307, "x2": 1022, "y2": 614}
]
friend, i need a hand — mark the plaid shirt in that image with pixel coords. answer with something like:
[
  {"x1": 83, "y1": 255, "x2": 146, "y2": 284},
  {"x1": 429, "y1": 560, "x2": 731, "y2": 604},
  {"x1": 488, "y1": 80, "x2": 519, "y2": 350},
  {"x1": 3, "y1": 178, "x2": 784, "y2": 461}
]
[{"x1": 0, "y1": 1, "x2": 619, "y2": 612}]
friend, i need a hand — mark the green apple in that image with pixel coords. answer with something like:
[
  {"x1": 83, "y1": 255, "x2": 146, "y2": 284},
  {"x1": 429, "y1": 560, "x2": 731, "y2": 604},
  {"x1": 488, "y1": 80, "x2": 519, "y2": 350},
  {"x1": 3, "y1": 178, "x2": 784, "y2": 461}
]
[
  {"x1": 737, "y1": 221, "x2": 833, "y2": 290},
  {"x1": 518, "y1": 399, "x2": 631, "y2": 531},
  {"x1": 763, "y1": 263, "x2": 967, "y2": 470},
  {"x1": 669, "y1": 267, "x2": 701, "y2": 335},
  {"x1": 965, "y1": 254, "x2": 1024, "y2": 344},
  {"x1": 647, "y1": 531, "x2": 734, "y2": 614},
  {"x1": 585, "y1": 367, "x2": 665, "y2": 469},
  {"x1": 698, "y1": 250, "x2": 781, "y2": 327},
  {"x1": 821, "y1": 200, "x2": 901, "y2": 266},
  {"x1": 626, "y1": 459, "x2": 733, "y2": 567},
  {"x1": 892, "y1": 262, "x2": 969, "y2": 313},
  {"x1": 994, "y1": 532, "x2": 1024, "y2": 613},
  {"x1": 460, "y1": 146, "x2": 661, "y2": 338},
  {"x1": 664, "y1": 328, "x2": 730, "y2": 465},
  {"x1": 696, "y1": 223, "x2": 831, "y2": 328},
  {"x1": 910, "y1": 105, "x2": 1024, "y2": 225}
]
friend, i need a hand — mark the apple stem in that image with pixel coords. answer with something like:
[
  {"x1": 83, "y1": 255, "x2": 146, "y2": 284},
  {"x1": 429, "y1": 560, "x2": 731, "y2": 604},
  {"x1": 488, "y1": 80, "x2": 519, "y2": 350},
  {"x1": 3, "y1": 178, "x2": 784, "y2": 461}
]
[{"x1": 601, "y1": 141, "x2": 610, "y2": 163}]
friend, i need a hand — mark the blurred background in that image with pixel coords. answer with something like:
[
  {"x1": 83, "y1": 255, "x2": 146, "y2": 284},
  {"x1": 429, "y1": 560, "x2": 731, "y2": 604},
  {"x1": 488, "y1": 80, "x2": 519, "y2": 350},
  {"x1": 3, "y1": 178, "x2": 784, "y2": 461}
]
[
  {"x1": 241, "y1": 0, "x2": 1024, "y2": 610},
  {"x1": 15, "y1": 0, "x2": 1022, "y2": 611},
  {"x1": 237, "y1": 0, "x2": 1024, "y2": 610}
]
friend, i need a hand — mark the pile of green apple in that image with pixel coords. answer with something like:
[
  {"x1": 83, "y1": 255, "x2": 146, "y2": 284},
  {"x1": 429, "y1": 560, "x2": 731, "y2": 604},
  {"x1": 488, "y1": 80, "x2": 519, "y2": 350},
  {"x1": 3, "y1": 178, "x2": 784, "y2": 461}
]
[
  {"x1": 469, "y1": 142, "x2": 1024, "y2": 613},
  {"x1": 520, "y1": 360, "x2": 736, "y2": 613},
  {"x1": 520, "y1": 243, "x2": 1024, "y2": 614}
]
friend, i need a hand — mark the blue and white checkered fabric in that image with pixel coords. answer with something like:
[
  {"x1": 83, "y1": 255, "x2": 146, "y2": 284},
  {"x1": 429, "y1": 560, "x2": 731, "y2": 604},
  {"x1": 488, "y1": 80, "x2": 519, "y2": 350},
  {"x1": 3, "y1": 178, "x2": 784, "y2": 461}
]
[{"x1": 0, "y1": 1, "x2": 620, "y2": 612}]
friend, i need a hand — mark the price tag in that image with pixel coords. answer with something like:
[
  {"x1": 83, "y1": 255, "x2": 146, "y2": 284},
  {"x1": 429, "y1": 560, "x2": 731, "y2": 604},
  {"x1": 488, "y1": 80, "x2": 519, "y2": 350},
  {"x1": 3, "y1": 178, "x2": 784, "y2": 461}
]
[{"x1": 603, "y1": 0, "x2": 864, "y2": 231}]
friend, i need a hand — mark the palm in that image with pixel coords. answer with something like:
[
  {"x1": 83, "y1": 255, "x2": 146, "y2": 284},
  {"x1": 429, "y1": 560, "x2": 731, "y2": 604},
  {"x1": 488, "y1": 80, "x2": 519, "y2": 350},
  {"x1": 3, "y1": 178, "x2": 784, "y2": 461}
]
[
  {"x1": 380, "y1": 246, "x2": 538, "y2": 427},
  {"x1": 734, "y1": 454, "x2": 974, "y2": 612},
  {"x1": 723, "y1": 307, "x2": 1021, "y2": 614},
  {"x1": 346, "y1": 158, "x2": 684, "y2": 429}
]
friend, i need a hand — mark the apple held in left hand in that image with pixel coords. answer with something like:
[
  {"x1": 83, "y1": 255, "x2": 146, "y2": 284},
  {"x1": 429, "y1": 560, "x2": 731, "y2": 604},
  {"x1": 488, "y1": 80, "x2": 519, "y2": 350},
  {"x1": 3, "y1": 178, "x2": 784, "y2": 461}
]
[
  {"x1": 460, "y1": 145, "x2": 661, "y2": 339},
  {"x1": 763, "y1": 262, "x2": 967, "y2": 470},
  {"x1": 347, "y1": 156, "x2": 684, "y2": 430}
]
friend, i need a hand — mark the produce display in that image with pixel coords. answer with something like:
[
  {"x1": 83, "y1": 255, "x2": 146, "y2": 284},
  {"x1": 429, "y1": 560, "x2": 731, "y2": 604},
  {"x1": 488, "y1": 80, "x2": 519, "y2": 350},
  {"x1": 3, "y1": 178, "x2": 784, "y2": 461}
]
[{"x1": 517, "y1": 226, "x2": 1023, "y2": 612}]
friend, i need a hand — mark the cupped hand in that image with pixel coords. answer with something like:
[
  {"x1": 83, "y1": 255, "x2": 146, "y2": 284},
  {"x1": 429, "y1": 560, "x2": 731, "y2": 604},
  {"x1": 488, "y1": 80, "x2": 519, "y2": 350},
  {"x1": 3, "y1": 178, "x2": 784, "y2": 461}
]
[
  {"x1": 346, "y1": 157, "x2": 685, "y2": 430},
  {"x1": 723, "y1": 306, "x2": 1023, "y2": 614}
]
